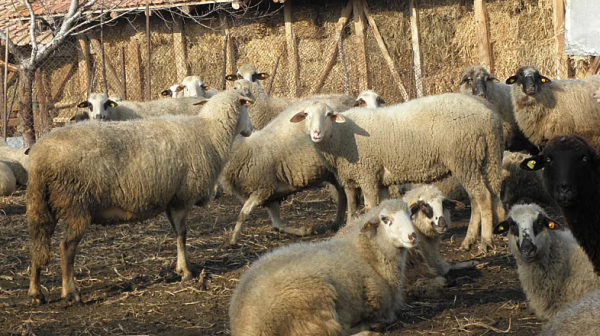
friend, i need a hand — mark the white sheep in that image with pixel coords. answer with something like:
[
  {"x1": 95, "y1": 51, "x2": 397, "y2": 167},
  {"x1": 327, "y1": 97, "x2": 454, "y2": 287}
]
[
  {"x1": 222, "y1": 100, "x2": 351, "y2": 245},
  {"x1": 290, "y1": 96, "x2": 506, "y2": 251},
  {"x1": 0, "y1": 139, "x2": 29, "y2": 185},
  {"x1": 354, "y1": 90, "x2": 385, "y2": 108},
  {"x1": 538, "y1": 289, "x2": 600, "y2": 336},
  {"x1": 0, "y1": 161, "x2": 16, "y2": 196},
  {"x1": 459, "y1": 65, "x2": 538, "y2": 154},
  {"x1": 506, "y1": 65, "x2": 600, "y2": 149},
  {"x1": 160, "y1": 76, "x2": 217, "y2": 99},
  {"x1": 229, "y1": 199, "x2": 418, "y2": 336},
  {"x1": 26, "y1": 90, "x2": 253, "y2": 305},
  {"x1": 160, "y1": 84, "x2": 183, "y2": 98},
  {"x1": 493, "y1": 203, "x2": 600, "y2": 320},
  {"x1": 226, "y1": 64, "x2": 270, "y2": 84}
]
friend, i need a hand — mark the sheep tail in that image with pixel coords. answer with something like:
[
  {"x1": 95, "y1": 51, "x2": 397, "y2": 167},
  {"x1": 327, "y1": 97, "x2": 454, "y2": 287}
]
[{"x1": 26, "y1": 168, "x2": 56, "y2": 267}]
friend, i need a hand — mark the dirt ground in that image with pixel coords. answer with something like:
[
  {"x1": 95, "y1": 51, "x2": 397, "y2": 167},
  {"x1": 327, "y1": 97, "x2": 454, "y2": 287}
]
[{"x1": 0, "y1": 188, "x2": 543, "y2": 336}]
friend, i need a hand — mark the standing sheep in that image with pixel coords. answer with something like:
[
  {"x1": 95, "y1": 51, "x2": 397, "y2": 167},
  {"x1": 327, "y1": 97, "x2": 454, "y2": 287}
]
[
  {"x1": 160, "y1": 76, "x2": 218, "y2": 98},
  {"x1": 27, "y1": 91, "x2": 253, "y2": 305},
  {"x1": 459, "y1": 65, "x2": 538, "y2": 154},
  {"x1": 354, "y1": 90, "x2": 385, "y2": 108},
  {"x1": 290, "y1": 96, "x2": 506, "y2": 251},
  {"x1": 229, "y1": 199, "x2": 418, "y2": 336},
  {"x1": 506, "y1": 65, "x2": 600, "y2": 149},
  {"x1": 0, "y1": 139, "x2": 29, "y2": 186},
  {"x1": 0, "y1": 162, "x2": 16, "y2": 196},
  {"x1": 222, "y1": 100, "x2": 350, "y2": 245},
  {"x1": 493, "y1": 203, "x2": 600, "y2": 320},
  {"x1": 538, "y1": 289, "x2": 600, "y2": 336},
  {"x1": 520, "y1": 135, "x2": 600, "y2": 275}
]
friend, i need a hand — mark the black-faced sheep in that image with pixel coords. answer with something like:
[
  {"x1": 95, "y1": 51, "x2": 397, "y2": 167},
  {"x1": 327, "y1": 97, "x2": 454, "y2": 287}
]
[
  {"x1": 229, "y1": 199, "x2": 418, "y2": 336},
  {"x1": 493, "y1": 203, "x2": 600, "y2": 320},
  {"x1": 520, "y1": 135, "x2": 600, "y2": 275},
  {"x1": 26, "y1": 91, "x2": 253, "y2": 305}
]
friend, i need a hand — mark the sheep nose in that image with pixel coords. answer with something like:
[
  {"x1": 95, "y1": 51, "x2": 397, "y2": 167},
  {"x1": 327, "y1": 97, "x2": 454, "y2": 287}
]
[
  {"x1": 408, "y1": 232, "x2": 417, "y2": 243},
  {"x1": 557, "y1": 183, "x2": 571, "y2": 194}
]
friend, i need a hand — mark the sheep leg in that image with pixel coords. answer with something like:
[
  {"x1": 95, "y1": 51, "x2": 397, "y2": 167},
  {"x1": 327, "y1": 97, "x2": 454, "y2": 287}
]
[
  {"x1": 449, "y1": 261, "x2": 476, "y2": 271},
  {"x1": 329, "y1": 182, "x2": 347, "y2": 231},
  {"x1": 477, "y1": 189, "x2": 495, "y2": 252},
  {"x1": 230, "y1": 195, "x2": 260, "y2": 245},
  {"x1": 165, "y1": 208, "x2": 193, "y2": 281},
  {"x1": 265, "y1": 202, "x2": 315, "y2": 236},
  {"x1": 345, "y1": 187, "x2": 358, "y2": 223},
  {"x1": 460, "y1": 194, "x2": 481, "y2": 251},
  {"x1": 59, "y1": 219, "x2": 88, "y2": 305},
  {"x1": 363, "y1": 187, "x2": 380, "y2": 211}
]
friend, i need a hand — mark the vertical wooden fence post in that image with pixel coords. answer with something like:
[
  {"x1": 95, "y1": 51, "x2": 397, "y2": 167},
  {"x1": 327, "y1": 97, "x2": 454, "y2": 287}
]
[
  {"x1": 173, "y1": 15, "x2": 188, "y2": 81},
  {"x1": 146, "y1": 2, "x2": 152, "y2": 100},
  {"x1": 354, "y1": 0, "x2": 369, "y2": 92},
  {"x1": 77, "y1": 35, "x2": 92, "y2": 98},
  {"x1": 553, "y1": 0, "x2": 570, "y2": 78},
  {"x1": 284, "y1": 0, "x2": 300, "y2": 97},
  {"x1": 120, "y1": 47, "x2": 127, "y2": 100},
  {"x1": 3, "y1": 28, "x2": 9, "y2": 141},
  {"x1": 130, "y1": 41, "x2": 143, "y2": 101},
  {"x1": 474, "y1": 0, "x2": 494, "y2": 73},
  {"x1": 410, "y1": 0, "x2": 423, "y2": 97}
]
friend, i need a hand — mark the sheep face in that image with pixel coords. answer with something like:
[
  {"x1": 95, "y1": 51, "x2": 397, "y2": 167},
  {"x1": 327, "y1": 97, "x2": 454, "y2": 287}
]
[
  {"x1": 459, "y1": 65, "x2": 497, "y2": 99},
  {"x1": 493, "y1": 204, "x2": 561, "y2": 263},
  {"x1": 180, "y1": 76, "x2": 212, "y2": 98},
  {"x1": 236, "y1": 98, "x2": 254, "y2": 138},
  {"x1": 355, "y1": 90, "x2": 385, "y2": 108},
  {"x1": 289, "y1": 102, "x2": 345, "y2": 143},
  {"x1": 520, "y1": 135, "x2": 600, "y2": 207},
  {"x1": 225, "y1": 65, "x2": 269, "y2": 82},
  {"x1": 363, "y1": 202, "x2": 418, "y2": 249},
  {"x1": 161, "y1": 84, "x2": 182, "y2": 98},
  {"x1": 77, "y1": 93, "x2": 118, "y2": 121},
  {"x1": 506, "y1": 66, "x2": 552, "y2": 96},
  {"x1": 409, "y1": 197, "x2": 464, "y2": 235}
]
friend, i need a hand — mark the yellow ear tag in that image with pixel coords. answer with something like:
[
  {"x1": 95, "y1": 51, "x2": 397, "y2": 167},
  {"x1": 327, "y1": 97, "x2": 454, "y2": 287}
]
[
  {"x1": 541, "y1": 78, "x2": 547, "y2": 83},
  {"x1": 548, "y1": 221, "x2": 556, "y2": 229},
  {"x1": 527, "y1": 160, "x2": 536, "y2": 170},
  {"x1": 498, "y1": 225, "x2": 504, "y2": 232}
]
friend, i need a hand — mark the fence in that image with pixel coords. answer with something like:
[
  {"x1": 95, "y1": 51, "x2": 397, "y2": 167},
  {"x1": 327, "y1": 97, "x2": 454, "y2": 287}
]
[{"x1": 3, "y1": 0, "x2": 597, "y2": 138}]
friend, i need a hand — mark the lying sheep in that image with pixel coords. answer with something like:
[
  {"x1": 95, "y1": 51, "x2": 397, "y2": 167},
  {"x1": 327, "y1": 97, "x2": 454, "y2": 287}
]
[
  {"x1": 520, "y1": 135, "x2": 600, "y2": 275},
  {"x1": 459, "y1": 65, "x2": 538, "y2": 154},
  {"x1": 226, "y1": 64, "x2": 269, "y2": 84},
  {"x1": 0, "y1": 139, "x2": 29, "y2": 185},
  {"x1": 493, "y1": 203, "x2": 600, "y2": 320},
  {"x1": 229, "y1": 199, "x2": 418, "y2": 336},
  {"x1": 222, "y1": 100, "x2": 350, "y2": 245},
  {"x1": 77, "y1": 93, "x2": 206, "y2": 121},
  {"x1": 0, "y1": 161, "x2": 16, "y2": 196},
  {"x1": 539, "y1": 289, "x2": 600, "y2": 336},
  {"x1": 354, "y1": 90, "x2": 385, "y2": 108},
  {"x1": 291, "y1": 96, "x2": 506, "y2": 251},
  {"x1": 160, "y1": 76, "x2": 218, "y2": 98},
  {"x1": 27, "y1": 91, "x2": 253, "y2": 305},
  {"x1": 506, "y1": 65, "x2": 600, "y2": 149}
]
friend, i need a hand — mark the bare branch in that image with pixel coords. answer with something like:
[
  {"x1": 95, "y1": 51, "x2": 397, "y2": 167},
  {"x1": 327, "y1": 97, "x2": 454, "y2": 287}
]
[
  {"x1": 23, "y1": 0, "x2": 38, "y2": 60},
  {"x1": 0, "y1": 29, "x2": 19, "y2": 57}
]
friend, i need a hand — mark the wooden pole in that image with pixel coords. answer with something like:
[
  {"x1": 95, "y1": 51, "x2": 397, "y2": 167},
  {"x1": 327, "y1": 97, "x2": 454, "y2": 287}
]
[
  {"x1": 284, "y1": 0, "x2": 300, "y2": 97},
  {"x1": 90, "y1": 37, "x2": 124, "y2": 95},
  {"x1": 362, "y1": 0, "x2": 410, "y2": 101},
  {"x1": 353, "y1": 0, "x2": 369, "y2": 92},
  {"x1": 34, "y1": 69, "x2": 49, "y2": 136},
  {"x1": 146, "y1": 2, "x2": 152, "y2": 100},
  {"x1": 409, "y1": 0, "x2": 423, "y2": 97},
  {"x1": 474, "y1": 0, "x2": 494, "y2": 74},
  {"x1": 120, "y1": 46, "x2": 127, "y2": 100},
  {"x1": 3, "y1": 28, "x2": 8, "y2": 141},
  {"x1": 130, "y1": 41, "x2": 143, "y2": 101},
  {"x1": 220, "y1": 12, "x2": 235, "y2": 90},
  {"x1": 338, "y1": 31, "x2": 350, "y2": 95},
  {"x1": 100, "y1": 6, "x2": 108, "y2": 95},
  {"x1": 313, "y1": 0, "x2": 353, "y2": 95},
  {"x1": 173, "y1": 15, "x2": 188, "y2": 81},
  {"x1": 553, "y1": 0, "x2": 570, "y2": 79},
  {"x1": 268, "y1": 48, "x2": 283, "y2": 96},
  {"x1": 221, "y1": 34, "x2": 228, "y2": 91},
  {"x1": 77, "y1": 35, "x2": 92, "y2": 98}
]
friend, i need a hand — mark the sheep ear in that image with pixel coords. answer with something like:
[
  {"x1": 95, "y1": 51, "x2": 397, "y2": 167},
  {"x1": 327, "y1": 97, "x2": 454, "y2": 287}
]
[
  {"x1": 160, "y1": 89, "x2": 172, "y2": 97},
  {"x1": 493, "y1": 220, "x2": 512, "y2": 234},
  {"x1": 354, "y1": 98, "x2": 366, "y2": 107},
  {"x1": 290, "y1": 112, "x2": 307, "y2": 123},
  {"x1": 540, "y1": 76, "x2": 552, "y2": 84},
  {"x1": 239, "y1": 96, "x2": 254, "y2": 106},
  {"x1": 77, "y1": 101, "x2": 91, "y2": 108},
  {"x1": 361, "y1": 217, "x2": 380, "y2": 232},
  {"x1": 376, "y1": 96, "x2": 386, "y2": 105},
  {"x1": 24, "y1": 148, "x2": 31, "y2": 155},
  {"x1": 203, "y1": 86, "x2": 213, "y2": 91},
  {"x1": 520, "y1": 156, "x2": 544, "y2": 171},
  {"x1": 225, "y1": 74, "x2": 236, "y2": 81},
  {"x1": 459, "y1": 76, "x2": 469, "y2": 85},
  {"x1": 443, "y1": 199, "x2": 465, "y2": 210},
  {"x1": 488, "y1": 76, "x2": 500, "y2": 83},
  {"x1": 410, "y1": 202, "x2": 420, "y2": 216},
  {"x1": 193, "y1": 99, "x2": 209, "y2": 106},
  {"x1": 256, "y1": 73, "x2": 270, "y2": 80},
  {"x1": 175, "y1": 85, "x2": 185, "y2": 92},
  {"x1": 331, "y1": 113, "x2": 345, "y2": 123},
  {"x1": 505, "y1": 76, "x2": 518, "y2": 85}
]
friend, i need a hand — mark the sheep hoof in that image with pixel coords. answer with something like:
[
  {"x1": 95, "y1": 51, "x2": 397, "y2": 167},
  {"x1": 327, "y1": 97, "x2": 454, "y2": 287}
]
[
  {"x1": 459, "y1": 238, "x2": 476, "y2": 251},
  {"x1": 181, "y1": 272, "x2": 194, "y2": 282},
  {"x1": 63, "y1": 293, "x2": 82, "y2": 306},
  {"x1": 30, "y1": 294, "x2": 46, "y2": 306},
  {"x1": 478, "y1": 240, "x2": 495, "y2": 253}
]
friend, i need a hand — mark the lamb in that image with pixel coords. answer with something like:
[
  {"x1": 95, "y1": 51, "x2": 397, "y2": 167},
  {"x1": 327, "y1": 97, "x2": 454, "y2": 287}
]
[
  {"x1": 26, "y1": 90, "x2": 253, "y2": 305},
  {"x1": 0, "y1": 161, "x2": 16, "y2": 196},
  {"x1": 290, "y1": 96, "x2": 506, "y2": 251},
  {"x1": 520, "y1": 135, "x2": 600, "y2": 275},
  {"x1": 459, "y1": 65, "x2": 538, "y2": 154},
  {"x1": 160, "y1": 76, "x2": 218, "y2": 98},
  {"x1": 222, "y1": 100, "x2": 351, "y2": 245},
  {"x1": 77, "y1": 93, "x2": 206, "y2": 121},
  {"x1": 0, "y1": 139, "x2": 29, "y2": 185},
  {"x1": 229, "y1": 199, "x2": 418, "y2": 336},
  {"x1": 506, "y1": 65, "x2": 600, "y2": 149},
  {"x1": 492, "y1": 203, "x2": 600, "y2": 320},
  {"x1": 538, "y1": 289, "x2": 600, "y2": 336},
  {"x1": 226, "y1": 64, "x2": 269, "y2": 84},
  {"x1": 354, "y1": 90, "x2": 385, "y2": 108}
]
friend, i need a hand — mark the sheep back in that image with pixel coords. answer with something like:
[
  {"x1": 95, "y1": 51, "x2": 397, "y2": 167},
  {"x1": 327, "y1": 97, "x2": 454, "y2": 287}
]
[{"x1": 0, "y1": 161, "x2": 16, "y2": 196}]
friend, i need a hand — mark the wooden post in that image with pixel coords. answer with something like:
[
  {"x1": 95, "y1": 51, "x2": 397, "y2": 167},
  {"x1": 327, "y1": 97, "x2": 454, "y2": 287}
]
[
  {"x1": 553, "y1": 0, "x2": 570, "y2": 79},
  {"x1": 3, "y1": 28, "x2": 8, "y2": 141},
  {"x1": 34, "y1": 69, "x2": 49, "y2": 136},
  {"x1": 313, "y1": 0, "x2": 353, "y2": 95},
  {"x1": 268, "y1": 48, "x2": 283, "y2": 96},
  {"x1": 90, "y1": 37, "x2": 124, "y2": 95},
  {"x1": 362, "y1": 0, "x2": 410, "y2": 101},
  {"x1": 409, "y1": 0, "x2": 423, "y2": 97},
  {"x1": 100, "y1": 25, "x2": 108, "y2": 95},
  {"x1": 146, "y1": 2, "x2": 152, "y2": 100},
  {"x1": 220, "y1": 12, "x2": 235, "y2": 90},
  {"x1": 474, "y1": 0, "x2": 494, "y2": 74},
  {"x1": 284, "y1": 0, "x2": 300, "y2": 97},
  {"x1": 221, "y1": 34, "x2": 228, "y2": 90},
  {"x1": 173, "y1": 15, "x2": 188, "y2": 81},
  {"x1": 130, "y1": 41, "x2": 143, "y2": 101},
  {"x1": 353, "y1": 0, "x2": 369, "y2": 92},
  {"x1": 77, "y1": 35, "x2": 92, "y2": 98},
  {"x1": 120, "y1": 47, "x2": 127, "y2": 100}
]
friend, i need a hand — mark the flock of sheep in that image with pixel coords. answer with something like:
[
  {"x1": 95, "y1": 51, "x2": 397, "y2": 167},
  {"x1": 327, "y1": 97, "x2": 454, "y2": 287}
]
[{"x1": 3, "y1": 62, "x2": 600, "y2": 335}]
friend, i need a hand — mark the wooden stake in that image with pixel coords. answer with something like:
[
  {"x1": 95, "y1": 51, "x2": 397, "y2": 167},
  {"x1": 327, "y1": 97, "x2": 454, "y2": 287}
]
[
  {"x1": 313, "y1": 0, "x2": 353, "y2": 95},
  {"x1": 268, "y1": 47, "x2": 283, "y2": 96},
  {"x1": 173, "y1": 15, "x2": 188, "y2": 81},
  {"x1": 220, "y1": 12, "x2": 235, "y2": 90},
  {"x1": 130, "y1": 41, "x2": 143, "y2": 101},
  {"x1": 553, "y1": 0, "x2": 570, "y2": 79},
  {"x1": 284, "y1": 0, "x2": 300, "y2": 97},
  {"x1": 362, "y1": 0, "x2": 409, "y2": 101},
  {"x1": 100, "y1": 13, "x2": 108, "y2": 96},
  {"x1": 353, "y1": 0, "x2": 369, "y2": 92},
  {"x1": 120, "y1": 46, "x2": 127, "y2": 100},
  {"x1": 474, "y1": 0, "x2": 494, "y2": 73},
  {"x1": 146, "y1": 2, "x2": 152, "y2": 100},
  {"x1": 3, "y1": 28, "x2": 9, "y2": 141},
  {"x1": 77, "y1": 35, "x2": 92, "y2": 98},
  {"x1": 410, "y1": 0, "x2": 423, "y2": 97}
]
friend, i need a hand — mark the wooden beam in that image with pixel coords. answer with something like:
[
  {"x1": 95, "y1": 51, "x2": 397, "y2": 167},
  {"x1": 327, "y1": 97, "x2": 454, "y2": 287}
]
[
  {"x1": 474, "y1": 0, "x2": 494, "y2": 74},
  {"x1": 220, "y1": 12, "x2": 235, "y2": 90},
  {"x1": 362, "y1": 0, "x2": 409, "y2": 101},
  {"x1": 130, "y1": 41, "x2": 143, "y2": 101},
  {"x1": 173, "y1": 15, "x2": 188, "y2": 81},
  {"x1": 313, "y1": 0, "x2": 353, "y2": 95},
  {"x1": 90, "y1": 37, "x2": 124, "y2": 96},
  {"x1": 553, "y1": 0, "x2": 570, "y2": 79},
  {"x1": 146, "y1": 2, "x2": 152, "y2": 100},
  {"x1": 284, "y1": 0, "x2": 300, "y2": 97},
  {"x1": 409, "y1": 0, "x2": 423, "y2": 97},
  {"x1": 77, "y1": 35, "x2": 92, "y2": 98},
  {"x1": 0, "y1": 59, "x2": 17, "y2": 73},
  {"x1": 353, "y1": 0, "x2": 369, "y2": 92},
  {"x1": 588, "y1": 56, "x2": 600, "y2": 76},
  {"x1": 120, "y1": 46, "x2": 127, "y2": 100}
]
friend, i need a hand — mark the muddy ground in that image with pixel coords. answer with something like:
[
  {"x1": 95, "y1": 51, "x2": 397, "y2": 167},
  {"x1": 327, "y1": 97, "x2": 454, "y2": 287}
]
[{"x1": 0, "y1": 188, "x2": 542, "y2": 336}]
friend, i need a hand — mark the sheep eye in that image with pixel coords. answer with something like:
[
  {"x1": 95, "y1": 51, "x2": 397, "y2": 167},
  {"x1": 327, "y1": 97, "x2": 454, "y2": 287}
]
[
  {"x1": 381, "y1": 216, "x2": 391, "y2": 225},
  {"x1": 545, "y1": 157, "x2": 552, "y2": 163},
  {"x1": 582, "y1": 156, "x2": 589, "y2": 162}
]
